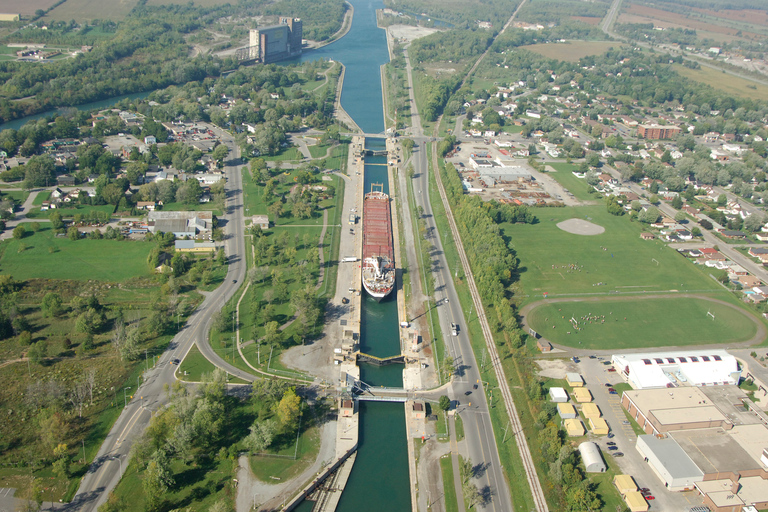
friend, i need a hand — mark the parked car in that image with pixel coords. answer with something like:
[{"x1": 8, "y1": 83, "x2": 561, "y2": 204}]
[
  {"x1": 604, "y1": 383, "x2": 612, "y2": 387},
  {"x1": 609, "y1": 390, "x2": 618, "y2": 395},
  {"x1": 607, "y1": 433, "x2": 615, "y2": 439},
  {"x1": 608, "y1": 387, "x2": 616, "y2": 393},
  {"x1": 639, "y1": 488, "x2": 650, "y2": 493},
  {"x1": 608, "y1": 446, "x2": 619, "y2": 451},
  {"x1": 589, "y1": 355, "x2": 596, "y2": 359},
  {"x1": 608, "y1": 368, "x2": 617, "y2": 372},
  {"x1": 622, "y1": 420, "x2": 630, "y2": 425},
  {"x1": 602, "y1": 361, "x2": 611, "y2": 365},
  {"x1": 612, "y1": 452, "x2": 624, "y2": 457},
  {"x1": 646, "y1": 496, "x2": 655, "y2": 500},
  {"x1": 606, "y1": 442, "x2": 616, "y2": 446}
]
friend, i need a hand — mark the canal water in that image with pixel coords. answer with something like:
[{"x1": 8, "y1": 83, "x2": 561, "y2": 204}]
[
  {"x1": 0, "y1": 91, "x2": 152, "y2": 132},
  {"x1": 299, "y1": 1, "x2": 411, "y2": 510}
]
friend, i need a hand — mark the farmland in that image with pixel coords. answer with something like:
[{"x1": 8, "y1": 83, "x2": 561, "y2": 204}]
[
  {"x1": 526, "y1": 296, "x2": 760, "y2": 349},
  {"x1": 521, "y1": 41, "x2": 622, "y2": 63},
  {"x1": 0, "y1": 0, "x2": 59, "y2": 17},
  {"x1": 45, "y1": 0, "x2": 140, "y2": 22},
  {"x1": 674, "y1": 64, "x2": 768, "y2": 101}
]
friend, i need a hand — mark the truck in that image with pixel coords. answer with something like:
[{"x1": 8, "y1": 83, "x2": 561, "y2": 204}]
[
  {"x1": 349, "y1": 213, "x2": 356, "y2": 225},
  {"x1": 342, "y1": 257, "x2": 359, "y2": 263}
]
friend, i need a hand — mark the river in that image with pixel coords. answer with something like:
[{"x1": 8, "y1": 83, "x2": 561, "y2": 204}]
[{"x1": 295, "y1": 1, "x2": 411, "y2": 511}]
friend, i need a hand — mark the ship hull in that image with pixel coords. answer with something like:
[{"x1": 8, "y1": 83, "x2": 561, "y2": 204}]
[{"x1": 362, "y1": 190, "x2": 395, "y2": 301}]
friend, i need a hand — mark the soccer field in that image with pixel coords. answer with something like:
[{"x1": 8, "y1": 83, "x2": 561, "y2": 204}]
[
  {"x1": 527, "y1": 296, "x2": 760, "y2": 349},
  {"x1": 501, "y1": 206, "x2": 722, "y2": 304}
]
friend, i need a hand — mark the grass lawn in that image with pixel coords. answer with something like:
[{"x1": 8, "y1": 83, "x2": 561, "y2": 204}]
[
  {"x1": 160, "y1": 202, "x2": 222, "y2": 216},
  {"x1": 33, "y1": 190, "x2": 51, "y2": 205},
  {"x1": 527, "y1": 297, "x2": 758, "y2": 349},
  {"x1": 26, "y1": 203, "x2": 115, "y2": 219},
  {"x1": 546, "y1": 162, "x2": 594, "y2": 201},
  {"x1": 2, "y1": 189, "x2": 27, "y2": 203},
  {"x1": 521, "y1": 41, "x2": 623, "y2": 62},
  {"x1": 440, "y1": 456, "x2": 459, "y2": 512},
  {"x1": 177, "y1": 344, "x2": 247, "y2": 383},
  {"x1": 0, "y1": 226, "x2": 153, "y2": 281},
  {"x1": 501, "y1": 205, "x2": 723, "y2": 303},
  {"x1": 249, "y1": 421, "x2": 321, "y2": 482}
]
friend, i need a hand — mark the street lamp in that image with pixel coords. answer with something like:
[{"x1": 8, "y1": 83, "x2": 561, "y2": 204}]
[{"x1": 123, "y1": 386, "x2": 131, "y2": 407}]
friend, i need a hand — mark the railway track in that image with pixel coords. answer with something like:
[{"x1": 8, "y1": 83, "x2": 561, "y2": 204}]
[{"x1": 431, "y1": 147, "x2": 549, "y2": 512}]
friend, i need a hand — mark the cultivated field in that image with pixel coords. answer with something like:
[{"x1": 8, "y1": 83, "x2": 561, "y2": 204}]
[
  {"x1": 618, "y1": 2, "x2": 766, "y2": 42},
  {"x1": 501, "y1": 205, "x2": 723, "y2": 303},
  {"x1": 46, "y1": 0, "x2": 140, "y2": 21},
  {"x1": 145, "y1": 0, "x2": 230, "y2": 5},
  {"x1": 527, "y1": 296, "x2": 759, "y2": 349},
  {"x1": 521, "y1": 41, "x2": 621, "y2": 63},
  {"x1": 0, "y1": 227, "x2": 153, "y2": 281},
  {"x1": 674, "y1": 64, "x2": 768, "y2": 101},
  {"x1": 0, "y1": 0, "x2": 59, "y2": 17}
]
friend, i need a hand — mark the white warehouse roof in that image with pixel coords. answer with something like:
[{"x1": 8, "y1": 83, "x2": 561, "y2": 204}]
[{"x1": 612, "y1": 350, "x2": 739, "y2": 389}]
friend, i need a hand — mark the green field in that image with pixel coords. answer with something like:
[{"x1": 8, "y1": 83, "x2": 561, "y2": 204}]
[
  {"x1": 46, "y1": 0, "x2": 140, "y2": 21},
  {"x1": 522, "y1": 41, "x2": 622, "y2": 63},
  {"x1": 674, "y1": 64, "x2": 768, "y2": 102},
  {"x1": 528, "y1": 297, "x2": 759, "y2": 349},
  {"x1": 502, "y1": 206, "x2": 722, "y2": 302},
  {"x1": 546, "y1": 163, "x2": 594, "y2": 201},
  {"x1": 0, "y1": 227, "x2": 153, "y2": 281}
]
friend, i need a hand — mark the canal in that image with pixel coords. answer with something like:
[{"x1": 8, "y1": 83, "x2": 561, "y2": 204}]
[{"x1": 296, "y1": 1, "x2": 411, "y2": 511}]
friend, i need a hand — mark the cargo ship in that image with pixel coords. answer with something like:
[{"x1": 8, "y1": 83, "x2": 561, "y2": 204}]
[{"x1": 362, "y1": 187, "x2": 395, "y2": 301}]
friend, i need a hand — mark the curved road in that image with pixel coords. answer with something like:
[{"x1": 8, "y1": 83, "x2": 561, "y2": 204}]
[{"x1": 68, "y1": 128, "x2": 252, "y2": 511}]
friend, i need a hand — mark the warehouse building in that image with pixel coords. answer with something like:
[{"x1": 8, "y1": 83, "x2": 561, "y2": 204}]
[
  {"x1": 578, "y1": 442, "x2": 606, "y2": 473},
  {"x1": 611, "y1": 350, "x2": 740, "y2": 389},
  {"x1": 636, "y1": 435, "x2": 703, "y2": 491}
]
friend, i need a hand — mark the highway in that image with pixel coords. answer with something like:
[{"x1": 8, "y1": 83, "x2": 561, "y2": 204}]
[
  {"x1": 409, "y1": 140, "x2": 514, "y2": 512},
  {"x1": 67, "y1": 128, "x2": 253, "y2": 511}
]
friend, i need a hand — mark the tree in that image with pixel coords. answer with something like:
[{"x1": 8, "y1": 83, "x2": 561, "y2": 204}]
[
  {"x1": 41, "y1": 292, "x2": 64, "y2": 318},
  {"x1": 276, "y1": 387, "x2": 301, "y2": 433},
  {"x1": 441, "y1": 355, "x2": 455, "y2": 380},
  {"x1": 606, "y1": 195, "x2": 623, "y2": 216},
  {"x1": 671, "y1": 195, "x2": 683, "y2": 209},
  {"x1": 12, "y1": 225, "x2": 25, "y2": 239},
  {"x1": 212, "y1": 144, "x2": 229, "y2": 165},
  {"x1": 439, "y1": 395, "x2": 451, "y2": 411},
  {"x1": 264, "y1": 321, "x2": 282, "y2": 347},
  {"x1": 49, "y1": 210, "x2": 64, "y2": 230},
  {"x1": 717, "y1": 193, "x2": 728, "y2": 206},
  {"x1": 744, "y1": 213, "x2": 765, "y2": 232},
  {"x1": 268, "y1": 200, "x2": 283, "y2": 221},
  {"x1": 144, "y1": 452, "x2": 174, "y2": 512},
  {"x1": 67, "y1": 226, "x2": 79, "y2": 241},
  {"x1": 244, "y1": 419, "x2": 277, "y2": 453},
  {"x1": 640, "y1": 206, "x2": 660, "y2": 224},
  {"x1": 674, "y1": 211, "x2": 687, "y2": 222},
  {"x1": 28, "y1": 340, "x2": 47, "y2": 365}
]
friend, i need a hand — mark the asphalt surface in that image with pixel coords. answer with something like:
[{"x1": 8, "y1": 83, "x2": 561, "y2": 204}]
[
  {"x1": 410, "y1": 141, "x2": 514, "y2": 512},
  {"x1": 67, "y1": 128, "x2": 251, "y2": 511}
]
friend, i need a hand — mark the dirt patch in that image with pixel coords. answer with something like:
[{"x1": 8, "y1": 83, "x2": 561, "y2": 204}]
[
  {"x1": 536, "y1": 359, "x2": 570, "y2": 379},
  {"x1": 556, "y1": 218, "x2": 605, "y2": 236},
  {"x1": 387, "y1": 24, "x2": 440, "y2": 43},
  {"x1": 570, "y1": 16, "x2": 601, "y2": 26},
  {"x1": 619, "y1": 3, "x2": 762, "y2": 40}
]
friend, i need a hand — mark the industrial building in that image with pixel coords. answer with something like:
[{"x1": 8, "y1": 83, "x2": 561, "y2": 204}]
[
  {"x1": 147, "y1": 211, "x2": 213, "y2": 238},
  {"x1": 549, "y1": 387, "x2": 568, "y2": 403},
  {"x1": 611, "y1": 350, "x2": 740, "y2": 389},
  {"x1": 249, "y1": 17, "x2": 303, "y2": 63},
  {"x1": 622, "y1": 383, "x2": 768, "y2": 511},
  {"x1": 557, "y1": 402, "x2": 577, "y2": 419},
  {"x1": 578, "y1": 442, "x2": 606, "y2": 473}
]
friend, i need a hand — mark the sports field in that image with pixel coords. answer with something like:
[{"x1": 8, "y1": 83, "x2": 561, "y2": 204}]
[
  {"x1": 527, "y1": 297, "x2": 759, "y2": 349},
  {"x1": 0, "y1": 227, "x2": 152, "y2": 281},
  {"x1": 521, "y1": 41, "x2": 621, "y2": 63},
  {"x1": 501, "y1": 206, "x2": 723, "y2": 303}
]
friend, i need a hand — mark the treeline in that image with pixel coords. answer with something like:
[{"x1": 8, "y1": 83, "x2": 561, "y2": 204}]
[
  {"x1": 262, "y1": 0, "x2": 346, "y2": 41},
  {"x1": 418, "y1": 74, "x2": 462, "y2": 122},
  {"x1": 384, "y1": 0, "x2": 521, "y2": 28},
  {"x1": 615, "y1": 23, "x2": 700, "y2": 46},
  {"x1": 516, "y1": 0, "x2": 610, "y2": 23},
  {"x1": 409, "y1": 29, "x2": 493, "y2": 64},
  {"x1": 441, "y1": 162, "x2": 533, "y2": 350},
  {"x1": 632, "y1": 0, "x2": 768, "y2": 12}
]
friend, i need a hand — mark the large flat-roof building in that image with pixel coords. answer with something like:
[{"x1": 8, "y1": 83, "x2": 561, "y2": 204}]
[
  {"x1": 147, "y1": 211, "x2": 213, "y2": 238},
  {"x1": 637, "y1": 124, "x2": 681, "y2": 139},
  {"x1": 249, "y1": 17, "x2": 302, "y2": 63},
  {"x1": 612, "y1": 349, "x2": 740, "y2": 389},
  {"x1": 636, "y1": 435, "x2": 704, "y2": 491}
]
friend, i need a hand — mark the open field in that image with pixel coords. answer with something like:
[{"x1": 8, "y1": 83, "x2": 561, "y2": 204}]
[
  {"x1": 618, "y1": 3, "x2": 765, "y2": 41},
  {"x1": 521, "y1": 41, "x2": 621, "y2": 63},
  {"x1": 145, "y1": 0, "x2": 227, "y2": 5},
  {"x1": 46, "y1": 0, "x2": 140, "y2": 21},
  {"x1": 500, "y1": 206, "x2": 723, "y2": 302},
  {"x1": 1, "y1": 0, "x2": 59, "y2": 16},
  {"x1": 0, "y1": 226, "x2": 153, "y2": 281},
  {"x1": 546, "y1": 163, "x2": 594, "y2": 201},
  {"x1": 527, "y1": 296, "x2": 759, "y2": 349},
  {"x1": 674, "y1": 64, "x2": 768, "y2": 102}
]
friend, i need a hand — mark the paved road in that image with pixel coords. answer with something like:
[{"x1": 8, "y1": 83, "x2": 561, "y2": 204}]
[{"x1": 67, "y1": 128, "x2": 252, "y2": 511}]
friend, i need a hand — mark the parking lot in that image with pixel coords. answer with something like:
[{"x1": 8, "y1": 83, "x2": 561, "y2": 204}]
[{"x1": 576, "y1": 356, "x2": 706, "y2": 511}]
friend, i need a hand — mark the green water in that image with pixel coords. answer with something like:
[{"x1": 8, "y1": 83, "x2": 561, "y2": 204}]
[{"x1": 294, "y1": 1, "x2": 411, "y2": 509}]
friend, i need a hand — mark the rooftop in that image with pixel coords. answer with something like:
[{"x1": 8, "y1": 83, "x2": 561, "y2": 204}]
[
  {"x1": 638, "y1": 434, "x2": 704, "y2": 480},
  {"x1": 671, "y1": 428, "x2": 764, "y2": 474}
]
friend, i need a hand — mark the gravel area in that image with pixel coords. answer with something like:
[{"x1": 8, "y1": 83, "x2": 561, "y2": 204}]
[{"x1": 556, "y1": 218, "x2": 605, "y2": 235}]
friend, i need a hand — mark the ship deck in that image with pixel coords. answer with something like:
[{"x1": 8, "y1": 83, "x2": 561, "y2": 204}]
[{"x1": 362, "y1": 192, "x2": 394, "y2": 263}]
